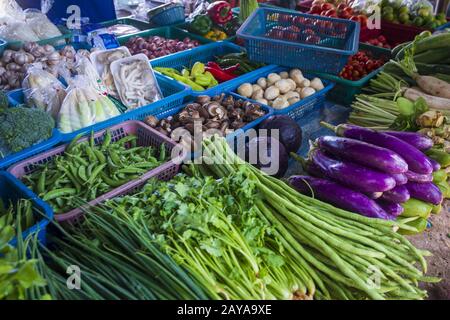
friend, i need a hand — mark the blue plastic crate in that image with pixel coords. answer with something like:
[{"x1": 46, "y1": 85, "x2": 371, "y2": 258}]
[
  {"x1": 206, "y1": 66, "x2": 334, "y2": 122},
  {"x1": 151, "y1": 41, "x2": 277, "y2": 95},
  {"x1": 436, "y1": 21, "x2": 450, "y2": 31},
  {"x1": 7, "y1": 75, "x2": 191, "y2": 143},
  {"x1": 0, "y1": 172, "x2": 53, "y2": 247},
  {"x1": 237, "y1": 7, "x2": 360, "y2": 75},
  {"x1": 148, "y1": 5, "x2": 186, "y2": 27}
]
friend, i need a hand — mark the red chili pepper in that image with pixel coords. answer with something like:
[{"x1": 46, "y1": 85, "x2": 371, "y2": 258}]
[
  {"x1": 205, "y1": 66, "x2": 237, "y2": 82},
  {"x1": 207, "y1": 61, "x2": 240, "y2": 76}
]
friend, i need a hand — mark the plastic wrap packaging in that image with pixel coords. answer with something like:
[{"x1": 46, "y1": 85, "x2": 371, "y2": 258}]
[
  {"x1": 90, "y1": 47, "x2": 131, "y2": 99},
  {"x1": 0, "y1": 19, "x2": 40, "y2": 43},
  {"x1": 22, "y1": 64, "x2": 66, "y2": 120},
  {"x1": 111, "y1": 54, "x2": 163, "y2": 110},
  {"x1": 0, "y1": 0, "x2": 26, "y2": 21},
  {"x1": 73, "y1": 55, "x2": 107, "y2": 94},
  {"x1": 24, "y1": 9, "x2": 63, "y2": 40},
  {"x1": 58, "y1": 75, "x2": 121, "y2": 133}
]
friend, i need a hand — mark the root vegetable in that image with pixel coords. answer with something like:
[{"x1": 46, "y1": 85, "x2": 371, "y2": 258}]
[
  {"x1": 415, "y1": 75, "x2": 450, "y2": 99},
  {"x1": 404, "y1": 88, "x2": 450, "y2": 111},
  {"x1": 264, "y1": 86, "x2": 280, "y2": 100}
]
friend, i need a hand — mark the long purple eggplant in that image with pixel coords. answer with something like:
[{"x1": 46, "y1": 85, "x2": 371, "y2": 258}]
[
  {"x1": 307, "y1": 149, "x2": 396, "y2": 193},
  {"x1": 367, "y1": 192, "x2": 383, "y2": 199},
  {"x1": 288, "y1": 175, "x2": 392, "y2": 219},
  {"x1": 315, "y1": 136, "x2": 408, "y2": 174},
  {"x1": 406, "y1": 182, "x2": 443, "y2": 205},
  {"x1": 405, "y1": 171, "x2": 433, "y2": 183},
  {"x1": 383, "y1": 131, "x2": 433, "y2": 151},
  {"x1": 322, "y1": 123, "x2": 433, "y2": 175},
  {"x1": 392, "y1": 173, "x2": 408, "y2": 186},
  {"x1": 381, "y1": 185, "x2": 410, "y2": 203},
  {"x1": 429, "y1": 158, "x2": 441, "y2": 172},
  {"x1": 376, "y1": 200, "x2": 404, "y2": 218}
]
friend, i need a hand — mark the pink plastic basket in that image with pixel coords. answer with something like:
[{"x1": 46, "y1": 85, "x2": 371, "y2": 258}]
[{"x1": 8, "y1": 120, "x2": 182, "y2": 224}]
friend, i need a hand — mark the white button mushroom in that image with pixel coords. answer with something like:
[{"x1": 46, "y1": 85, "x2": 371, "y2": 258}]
[
  {"x1": 257, "y1": 77, "x2": 267, "y2": 90},
  {"x1": 264, "y1": 85, "x2": 280, "y2": 101},
  {"x1": 256, "y1": 98, "x2": 269, "y2": 105},
  {"x1": 310, "y1": 77, "x2": 325, "y2": 91},
  {"x1": 274, "y1": 79, "x2": 292, "y2": 94},
  {"x1": 251, "y1": 88, "x2": 264, "y2": 100},
  {"x1": 267, "y1": 73, "x2": 282, "y2": 86},
  {"x1": 300, "y1": 87, "x2": 316, "y2": 99},
  {"x1": 237, "y1": 83, "x2": 253, "y2": 98},
  {"x1": 286, "y1": 79, "x2": 297, "y2": 91},
  {"x1": 272, "y1": 96, "x2": 290, "y2": 109},
  {"x1": 279, "y1": 71, "x2": 289, "y2": 79},
  {"x1": 300, "y1": 79, "x2": 311, "y2": 88}
]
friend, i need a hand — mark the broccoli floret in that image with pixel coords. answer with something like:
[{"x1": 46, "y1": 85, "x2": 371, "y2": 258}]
[{"x1": 0, "y1": 106, "x2": 55, "y2": 158}]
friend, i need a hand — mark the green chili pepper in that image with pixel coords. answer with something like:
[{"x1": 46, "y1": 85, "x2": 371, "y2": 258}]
[
  {"x1": 401, "y1": 198, "x2": 433, "y2": 219},
  {"x1": 426, "y1": 148, "x2": 450, "y2": 168}
]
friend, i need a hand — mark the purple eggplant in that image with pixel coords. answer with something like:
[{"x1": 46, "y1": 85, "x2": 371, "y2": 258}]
[
  {"x1": 316, "y1": 136, "x2": 408, "y2": 174},
  {"x1": 392, "y1": 173, "x2": 408, "y2": 186},
  {"x1": 383, "y1": 131, "x2": 433, "y2": 151},
  {"x1": 405, "y1": 171, "x2": 433, "y2": 183},
  {"x1": 322, "y1": 123, "x2": 433, "y2": 175},
  {"x1": 307, "y1": 149, "x2": 396, "y2": 193},
  {"x1": 367, "y1": 192, "x2": 383, "y2": 199},
  {"x1": 376, "y1": 200, "x2": 404, "y2": 218},
  {"x1": 429, "y1": 158, "x2": 441, "y2": 172},
  {"x1": 381, "y1": 185, "x2": 410, "y2": 203},
  {"x1": 288, "y1": 175, "x2": 392, "y2": 220},
  {"x1": 406, "y1": 182, "x2": 443, "y2": 205}
]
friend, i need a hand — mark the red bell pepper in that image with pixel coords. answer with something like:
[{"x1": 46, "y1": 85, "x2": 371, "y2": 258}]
[
  {"x1": 207, "y1": 1, "x2": 233, "y2": 24},
  {"x1": 206, "y1": 61, "x2": 240, "y2": 75}
]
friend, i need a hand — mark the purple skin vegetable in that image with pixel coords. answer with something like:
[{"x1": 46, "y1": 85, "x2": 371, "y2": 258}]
[
  {"x1": 376, "y1": 200, "x2": 404, "y2": 218},
  {"x1": 405, "y1": 171, "x2": 433, "y2": 183},
  {"x1": 288, "y1": 175, "x2": 392, "y2": 219},
  {"x1": 321, "y1": 123, "x2": 433, "y2": 175},
  {"x1": 307, "y1": 149, "x2": 397, "y2": 193},
  {"x1": 367, "y1": 192, "x2": 383, "y2": 199},
  {"x1": 381, "y1": 185, "x2": 410, "y2": 203},
  {"x1": 315, "y1": 136, "x2": 408, "y2": 174},
  {"x1": 429, "y1": 158, "x2": 441, "y2": 172},
  {"x1": 406, "y1": 182, "x2": 443, "y2": 205},
  {"x1": 392, "y1": 173, "x2": 408, "y2": 186},
  {"x1": 383, "y1": 131, "x2": 433, "y2": 151}
]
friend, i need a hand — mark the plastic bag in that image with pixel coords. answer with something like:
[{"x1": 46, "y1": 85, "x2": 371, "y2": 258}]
[
  {"x1": 111, "y1": 54, "x2": 163, "y2": 110},
  {"x1": 90, "y1": 47, "x2": 131, "y2": 99},
  {"x1": 0, "y1": 0, "x2": 26, "y2": 21},
  {"x1": 58, "y1": 75, "x2": 121, "y2": 133},
  {"x1": 73, "y1": 54, "x2": 106, "y2": 94},
  {"x1": 0, "y1": 19, "x2": 40, "y2": 42},
  {"x1": 22, "y1": 65, "x2": 66, "y2": 120},
  {"x1": 24, "y1": 9, "x2": 63, "y2": 41}
]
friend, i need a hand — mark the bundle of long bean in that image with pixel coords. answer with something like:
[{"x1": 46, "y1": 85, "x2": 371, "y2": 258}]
[
  {"x1": 197, "y1": 136, "x2": 438, "y2": 300},
  {"x1": 28, "y1": 209, "x2": 208, "y2": 300}
]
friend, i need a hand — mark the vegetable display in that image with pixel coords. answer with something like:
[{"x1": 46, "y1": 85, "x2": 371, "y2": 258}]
[
  {"x1": 124, "y1": 36, "x2": 200, "y2": 60},
  {"x1": 22, "y1": 131, "x2": 169, "y2": 214},
  {"x1": 236, "y1": 69, "x2": 325, "y2": 109}
]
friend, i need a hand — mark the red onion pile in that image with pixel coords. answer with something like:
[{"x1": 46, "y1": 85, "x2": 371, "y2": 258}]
[{"x1": 125, "y1": 36, "x2": 200, "y2": 60}]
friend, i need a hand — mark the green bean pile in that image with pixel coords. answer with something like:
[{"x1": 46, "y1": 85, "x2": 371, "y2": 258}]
[
  {"x1": 196, "y1": 137, "x2": 439, "y2": 300},
  {"x1": 23, "y1": 131, "x2": 168, "y2": 214}
]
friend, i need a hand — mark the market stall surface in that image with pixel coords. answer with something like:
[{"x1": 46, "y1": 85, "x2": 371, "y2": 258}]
[{"x1": 409, "y1": 203, "x2": 450, "y2": 300}]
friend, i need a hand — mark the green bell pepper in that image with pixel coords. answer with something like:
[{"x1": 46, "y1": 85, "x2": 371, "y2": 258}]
[{"x1": 189, "y1": 14, "x2": 212, "y2": 36}]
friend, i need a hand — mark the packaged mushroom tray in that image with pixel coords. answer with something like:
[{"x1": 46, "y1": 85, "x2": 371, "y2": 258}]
[
  {"x1": 235, "y1": 68, "x2": 326, "y2": 111},
  {"x1": 90, "y1": 47, "x2": 131, "y2": 99},
  {"x1": 110, "y1": 54, "x2": 163, "y2": 110}
]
